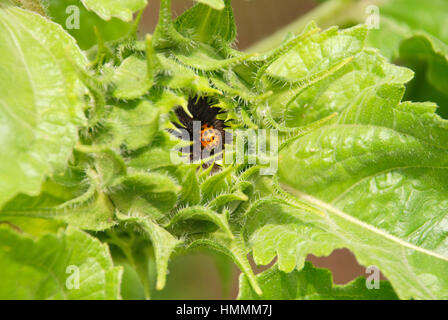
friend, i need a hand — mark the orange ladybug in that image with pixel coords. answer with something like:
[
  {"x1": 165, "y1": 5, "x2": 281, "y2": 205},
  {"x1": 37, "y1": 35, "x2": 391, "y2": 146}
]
[
  {"x1": 201, "y1": 124, "x2": 220, "y2": 149},
  {"x1": 171, "y1": 96, "x2": 231, "y2": 172}
]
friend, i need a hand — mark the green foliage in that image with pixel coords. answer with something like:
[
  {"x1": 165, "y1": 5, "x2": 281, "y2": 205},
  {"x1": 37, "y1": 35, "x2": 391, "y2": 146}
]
[
  {"x1": 0, "y1": 0, "x2": 447, "y2": 300},
  {"x1": 238, "y1": 262, "x2": 398, "y2": 300},
  {"x1": 45, "y1": 0, "x2": 135, "y2": 50},
  {"x1": 367, "y1": 0, "x2": 448, "y2": 118},
  {"x1": 80, "y1": 0, "x2": 146, "y2": 22},
  {"x1": 0, "y1": 4, "x2": 86, "y2": 209},
  {"x1": 0, "y1": 225, "x2": 121, "y2": 299}
]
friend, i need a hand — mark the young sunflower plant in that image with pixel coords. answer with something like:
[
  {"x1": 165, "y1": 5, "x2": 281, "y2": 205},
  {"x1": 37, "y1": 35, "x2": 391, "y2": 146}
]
[{"x1": 0, "y1": 0, "x2": 447, "y2": 300}]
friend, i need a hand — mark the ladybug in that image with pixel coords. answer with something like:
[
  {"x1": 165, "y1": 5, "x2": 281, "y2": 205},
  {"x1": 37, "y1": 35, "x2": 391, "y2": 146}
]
[
  {"x1": 170, "y1": 96, "x2": 231, "y2": 170},
  {"x1": 200, "y1": 124, "x2": 220, "y2": 149}
]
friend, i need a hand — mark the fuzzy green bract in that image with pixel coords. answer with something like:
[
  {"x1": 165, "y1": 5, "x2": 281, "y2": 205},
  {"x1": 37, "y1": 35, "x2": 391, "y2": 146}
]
[{"x1": 0, "y1": 0, "x2": 447, "y2": 300}]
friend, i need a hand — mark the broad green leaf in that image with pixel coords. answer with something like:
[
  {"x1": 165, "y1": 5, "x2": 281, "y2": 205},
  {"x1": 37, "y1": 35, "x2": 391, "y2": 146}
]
[
  {"x1": 245, "y1": 200, "x2": 448, "y2": 300},
  {"x1": 263, "y1": 22, "x2": 356, "y2": 82},
  {"x1": 265, "y1": 25, "x2": 414, "y2": 125},
  {"x1": 46, "y1": 0, "x2": 134, "y2": 50},
  {"x1": 0, "y1": 5, "x2": 86, "y2": 209},
  {"x1": 256, "y1": 83, "x2": 448, "y2": 299},
  {"x1": 238, "y1": 262, "x2": 398, "y2": 300},
  {"x1": 367, "y1": 0, "x2": 448, "y2": 117},
  {"x1": 80, "y1": 0, "x2": 147, "y2": 22},
  {"x1": 0, "y1": 226, "x2": 122, "y2": 299},
  {"x1": 370, "y1": 0, "x2": 448, "y2": 48}
]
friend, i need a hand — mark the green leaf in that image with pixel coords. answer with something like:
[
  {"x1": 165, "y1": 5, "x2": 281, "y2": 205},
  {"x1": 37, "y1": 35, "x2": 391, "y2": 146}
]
[
  {"x1": 0, "y1": 5, "x2": 86, "y2": 209},
  {"x1": 46, "y1": 0, "x2": 134, "y2": 50},
  {"x1": 257, "y1": 83, "x2": 448, "y2": 299},
  {"x1": 238, "y1": 262, "x2": 398, "y2": 300},
  {"x1": 0, "y1": 226, "x2": 122, "y2": 299},
  {"x1": 80, "y1": 0, "x2": 147, "y2": 22},
  {"x1": 367, "y1": 0, "x2": 448, "y2": 117},
  {"x1": 1, "y1": 178, "x2": 116, "y2": 231},
  {"x1": 265, "y1": 25, "x2": 414, "y2": 125},
  {"x1": 119, "y1": 262, "x2": 146, "y2": 300},
  {"x1": 371, "y1": 0, "x2": 448, "y2": 47},
  {"x1": 0, "y1": 216, "x2": 63, "y2": 237},
  {"x1": 6, "y1": 0, "x2": 448, "y2": 300}
]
